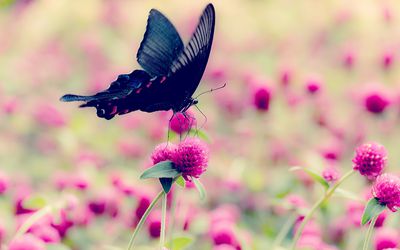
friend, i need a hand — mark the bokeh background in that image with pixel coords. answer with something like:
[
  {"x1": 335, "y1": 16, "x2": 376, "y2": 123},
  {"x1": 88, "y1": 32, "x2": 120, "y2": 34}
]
[{"x1": 1, "y1": 0, "x2": 400, "y2": 249}]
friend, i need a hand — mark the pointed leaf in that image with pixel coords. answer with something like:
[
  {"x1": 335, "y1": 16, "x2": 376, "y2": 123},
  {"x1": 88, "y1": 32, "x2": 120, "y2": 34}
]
[
  {"x1": 175, "y1": 176, "x2": 186, "y2": 188},
  {"x1": 159, "y1": 178, "x2": 174, "y2": 193},
  {"x1": 188, "y1": 129, "x2": 210, "y2": 142},
  {"x1": 140, "y1": 161, "x2": 180, "y2": 179},
  {"x1": 362, "y1": 197, "x2": 386, "y2": 225},
  {"x1": 192, "y1": 178, "x2": 206, "y2": 200},
  {"x1": 289, "y1": 166, "x2": 329, "y2": 190}
]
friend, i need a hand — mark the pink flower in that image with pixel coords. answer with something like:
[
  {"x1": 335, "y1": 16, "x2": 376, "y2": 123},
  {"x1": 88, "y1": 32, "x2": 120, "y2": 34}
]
[
  {"x1": 352, "y1": 143, "x2": 387, "y2": 180},
  {"x1": 381, "y1": 50, "x2": 395, "y2": 70},
  {"x1": 172, "y1": 138, "x2": 209, "y2": 180},
  {"x1": 364, "y1": 92, "x2": 390, "y2": 114},
  {"x1": 322, "y1": 167, "x2": 340, "y2": 183},
  {"x1": 170, "y1": 111, "x2": 196, "y2": 134},
  {"x1": 305, "y1": 77, "x2": 322, "y2": 95},
  {"x1": 372, "y1": 173, "x2": 400, "y2": 212},
  {"x1": 9, "y1": 234, "x2": 46, "y2": 250},
  {"x1": 0, "y1": 172, "x2": 9, "y2": 194},
  {"x1": 33, "y1": 103, "x2": 66, "y2": 128},
  {"x1": 31, "y1": 226, "x2": 61, "y2": 243},
  {"x1": 252, "y1": 86, "x2": 271, "y2": 111},
  {"x1": 151, "y1": 143, "x2": 176, "y2": 165},
  {"x1": 147, "y1": 210, "x2": 162, "y2": 238},
  {"x1": 374, "y1": 228, "x2": 399, "y2": 250}
]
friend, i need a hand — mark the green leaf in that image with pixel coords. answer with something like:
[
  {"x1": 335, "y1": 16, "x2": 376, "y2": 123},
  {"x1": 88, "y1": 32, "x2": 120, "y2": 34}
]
[
  {"x1": 192, "y1": 178, "x2": 206, "y2": 200},
  {"x1": 166, "y1": 236, "x2": 193, "y2": 250},
  {"x1": 289, "y1": 166, "x2": 329, "y2": 190},
  {"x1": 159, "y1": 178, "x2": 174, "y2": 193},
  {"x1": 188, "y1": 129, "x2": 211, "y2": 142},
  {"x1": 23, "y1": 195, "x2": 47, "y2": 210},
  {"x1": 46, "y1": 244, "x2": 71, "y2": 250},
  {"x1": 140, "y1": 161, "x2": 180, "y2": 179},
  {"x1": 362, "y1": 198, "x2": 386, "y2": 225},
  {"x1": 175, "y1": 176, "x2": 186, "y2": 188}
]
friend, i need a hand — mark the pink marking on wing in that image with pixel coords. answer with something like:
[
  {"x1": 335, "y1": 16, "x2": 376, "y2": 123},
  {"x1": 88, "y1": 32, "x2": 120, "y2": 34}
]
[
  {"x1": 121, "y1": 109, "x2": 129, "y2": 114},
  {"x1": 110, "y1": 106, "x2": 118, "y2": 115},
  {"x1": 160, "y1": 76, "x2": 167, "y2": 83},
  {"x1": 146, "y1": 82, "x2": 152, "y2": 88},
  {"x1": 136, "y1": 88, "x2": 142, "y2": 94}
]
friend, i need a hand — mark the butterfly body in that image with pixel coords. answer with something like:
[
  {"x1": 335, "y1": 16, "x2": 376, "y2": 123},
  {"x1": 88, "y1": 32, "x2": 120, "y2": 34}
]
[{"x1": 61, "y1": 4, "x2": 215, "y2": 120}]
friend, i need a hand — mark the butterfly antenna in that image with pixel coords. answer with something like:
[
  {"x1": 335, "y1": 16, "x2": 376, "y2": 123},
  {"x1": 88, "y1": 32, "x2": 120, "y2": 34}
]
[
  {"x1": 193, "y1": 104, "x2": 208, "y2": 132},
  {"x1": 194, "y1": 83, "x2": 227, "y2": 99}
]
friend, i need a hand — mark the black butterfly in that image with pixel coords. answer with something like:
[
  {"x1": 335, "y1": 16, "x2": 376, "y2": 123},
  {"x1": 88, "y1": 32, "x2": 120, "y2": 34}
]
[{"x1": 60, "y1": 4, "x2": 215, "y2": 120}]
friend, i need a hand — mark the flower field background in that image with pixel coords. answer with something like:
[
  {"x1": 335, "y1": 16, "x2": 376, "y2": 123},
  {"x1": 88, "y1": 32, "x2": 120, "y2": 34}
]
[{"x1": 1, "y1": 0, "x2": 400, "y2": 249}]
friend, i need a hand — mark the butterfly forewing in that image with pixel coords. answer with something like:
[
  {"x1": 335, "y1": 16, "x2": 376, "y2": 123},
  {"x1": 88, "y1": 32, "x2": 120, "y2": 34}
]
[
  {"x1": 137, "y1": 9, "x2": 184, "y2": 77},
  {"x1": 166, "y1": 4, "x2": 216, "y2": 105}
]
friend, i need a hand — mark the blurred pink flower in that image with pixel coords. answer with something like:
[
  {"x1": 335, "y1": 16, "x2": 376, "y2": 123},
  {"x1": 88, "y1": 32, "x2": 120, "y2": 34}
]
[
  {"x1": 372, "y1": 173, "x2": 400, "y2": 212},
  {"x1": 2, "y1": 97, "x2": 19, "y2": 114},
  {"x1": 322, "y1": 167, "x2": 339, "y2": 183},
  {"x1": 118, "y1": 140, "x2": 145, "y2": 159},
  {"x1": 364, "y1": 92, "x2": 390, "y2": 114},
  {"x1": 31, "y1": 225, "x2": 61, "y2": 243},
  {"x1": 9, "y1": 234, "x2": 45, "y2": 250},
  {"x1": 0, "y1": 172, "x2": 9, "y2": 195},
  {"x1": 381, "y1": 50, "x2": 395, "y2": 70},
  {"x1": 353, "y1": 142, "x2": 387, "y2": 180},
  {"x1": 305, "y1": 77, "x2": 322, "y2": 95},
  {"x1": 147, "y1": 210, "x2": 162, "y2": 238},
  {"x1": 252, "y1": 86, "x2": 271, "y2": 112},
  {"x1": 33, "y1": 103, "x2": 66, "y2": 128},
  {"x1": 374, "y1": 228, "x2": 399, "y2": 250}
]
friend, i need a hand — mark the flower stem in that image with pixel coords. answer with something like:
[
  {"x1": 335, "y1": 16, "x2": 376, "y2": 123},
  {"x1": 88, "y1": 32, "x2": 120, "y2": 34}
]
[
  {"x1": 127, "y1": 190, "x2": 163, "y2": 250},
  {"x1": 363, "y1": 215, "x2": 378, "y2": 250},
  {"x1": 272, "y1": 212, "x2": 297, "y2": 250},
  {"x1": 290, "y1": 170, "x2": 355, "y2": 250},
  {"x1": 160, "y1": 192, "x2": 167, "y2": 249}
]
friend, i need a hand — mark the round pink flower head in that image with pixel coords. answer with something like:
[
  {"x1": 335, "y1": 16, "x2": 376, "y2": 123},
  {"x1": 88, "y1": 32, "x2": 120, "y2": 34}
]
[
  {"x1": 252, "y1": 86, "x2": 271, "y2": 112},
  {"x1": 364, "y1": 92, "x2": 390, "y2": 114},
  {"x1": 372, "y1": 173, "x2": 400, "y2": 212},
  {"x1": 374, "y1": 228, "x2": 399, "y2": 250},
  {"x1": 151, "y1": 143, "x2": 177, "y2": 165},
  {"x1": 352, "y1": 142, "x2": 387, "y2": 180},
  {"x1": 170, "y1": 111, "x2": 196, "y2": 134},
  {"x1": 172, "y1": 138, "x2": 208, "y2": 180}
]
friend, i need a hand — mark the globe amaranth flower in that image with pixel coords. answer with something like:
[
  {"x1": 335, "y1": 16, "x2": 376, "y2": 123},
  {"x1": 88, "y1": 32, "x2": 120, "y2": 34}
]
[
  {"x1": 352, "y1": 142, "x2": 387, "y2": 180},
  {"x1": 150, "y1": 143, "x2": 177, "y2": 165},
  {"x1": 172, "y1": 138, "x2": 208, "y2": 180},
  {"x1": 170, "y1": 111, "x2": 196, "y2": 134},
  {"x1": 374, "y1": 228, "x2": 399, "y2": 250},
  {"x1": 372, "y1": 173, "x2": 400, "y2": 212},
  {"x1": 364, "y1": 92, "x2": 390, "y2": 114},
  {"x1": 252, "y1": 86, "x2": 271, "y2": 111}
]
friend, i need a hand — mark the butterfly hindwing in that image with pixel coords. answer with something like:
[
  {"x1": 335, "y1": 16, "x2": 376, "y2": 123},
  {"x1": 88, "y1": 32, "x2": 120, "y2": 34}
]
[
  {"x1": 137, "y1": 9, "x2": 184, "y2": 77},
  {"x1": 60, "y1": 70, "x2": 151, "y2": 119}
]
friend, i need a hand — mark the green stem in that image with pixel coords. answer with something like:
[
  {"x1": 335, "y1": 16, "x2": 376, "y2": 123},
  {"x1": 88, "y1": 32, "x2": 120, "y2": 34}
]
[
  {"x1": 127, "y1": 191, "x2": 163, "y2": 250},
  {"x1": 168, "y1": 188, "x2": 178, "y2": 249},
  {"x1": 363, "y1": 215, "x2": 378, "y2": 250},
  {"x1": 160, "y1": 192, "x2": 167, "y2": 249},
  {"x1": 290, "y1": 170, "x2": 355, "y2": 250},
  {"x1": 272, "y1": 212, "x2": 297, "y2": 250}
]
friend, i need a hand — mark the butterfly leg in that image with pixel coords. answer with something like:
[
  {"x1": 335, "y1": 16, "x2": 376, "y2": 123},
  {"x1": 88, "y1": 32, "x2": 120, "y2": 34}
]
[{"x1": 193, "y1": 104, "x2": 208, "y2": 133}]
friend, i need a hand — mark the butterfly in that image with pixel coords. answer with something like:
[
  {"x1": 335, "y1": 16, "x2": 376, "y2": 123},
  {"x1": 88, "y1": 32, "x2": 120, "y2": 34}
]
[{"x1": 60, "y1": 4, "x2": 215, "y2": 120}]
